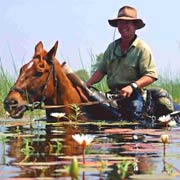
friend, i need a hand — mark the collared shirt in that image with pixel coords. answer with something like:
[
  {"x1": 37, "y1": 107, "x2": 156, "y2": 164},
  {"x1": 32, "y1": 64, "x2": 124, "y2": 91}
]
[{"x1": 97, "y1": 36, "x2": 158, "y2": 89}]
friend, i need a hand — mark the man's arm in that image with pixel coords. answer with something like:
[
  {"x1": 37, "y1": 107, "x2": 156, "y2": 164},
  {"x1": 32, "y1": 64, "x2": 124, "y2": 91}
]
[
  {"x1": 135, "y1": 75, "x2": 156, "y2": 88},
  {"x1": 120, "y1": 75, "x2": 156, "y2": 97},
  {"x1": 86, "y1": 70, "x2": 105, "y2": 88}
]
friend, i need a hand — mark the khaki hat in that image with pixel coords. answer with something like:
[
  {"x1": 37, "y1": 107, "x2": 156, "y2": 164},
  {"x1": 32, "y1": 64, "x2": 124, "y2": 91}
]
[{"x1": 108, "y1": 6, "x2": 145, "y2": 29}]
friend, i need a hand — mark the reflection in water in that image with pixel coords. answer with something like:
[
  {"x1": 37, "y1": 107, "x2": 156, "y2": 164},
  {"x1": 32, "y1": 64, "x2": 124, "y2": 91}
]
[{"x1": 0, "y1": 118, "x2": 180, "y2": 179}]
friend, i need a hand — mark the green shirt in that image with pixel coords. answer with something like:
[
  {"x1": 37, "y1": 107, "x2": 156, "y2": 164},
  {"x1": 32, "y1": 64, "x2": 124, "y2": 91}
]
[{"x1": 98, "y1": 36, "x2": 158, "y2": 89}]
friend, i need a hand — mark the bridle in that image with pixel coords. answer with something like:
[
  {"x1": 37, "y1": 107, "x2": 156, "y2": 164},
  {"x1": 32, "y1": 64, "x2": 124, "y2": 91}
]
[{"x1": 10, "y1": 59, "x2": 57, "y2": 108}]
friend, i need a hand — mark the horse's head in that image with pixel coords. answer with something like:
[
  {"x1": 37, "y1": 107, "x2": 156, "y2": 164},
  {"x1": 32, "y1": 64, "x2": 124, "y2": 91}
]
[{"x1": 4, "y1": 41, "x2": 59, "y2": 118}]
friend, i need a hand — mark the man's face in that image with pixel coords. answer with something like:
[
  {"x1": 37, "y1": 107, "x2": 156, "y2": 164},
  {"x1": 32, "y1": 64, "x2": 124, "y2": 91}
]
[{"x1": 117, "y1": 20, "x2": 136, "y2": 38}]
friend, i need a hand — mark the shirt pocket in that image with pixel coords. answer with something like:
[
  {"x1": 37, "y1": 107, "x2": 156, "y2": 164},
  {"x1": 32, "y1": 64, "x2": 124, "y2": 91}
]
[{"x1": 124, "y1": 58, "x2": 139, "y2": 79}]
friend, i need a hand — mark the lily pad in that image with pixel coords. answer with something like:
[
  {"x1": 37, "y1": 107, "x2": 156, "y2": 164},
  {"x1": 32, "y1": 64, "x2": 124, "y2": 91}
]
[{"x1": 129, "y1": 173, "x2": 174, "y2": 179}]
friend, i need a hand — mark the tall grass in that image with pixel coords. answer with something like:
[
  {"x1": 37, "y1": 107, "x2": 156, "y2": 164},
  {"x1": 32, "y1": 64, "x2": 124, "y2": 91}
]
[
  {"x1": 153, "y1": 74, "x2": 180, "y2": 103},
  {"x1": 0, "y1": 58, "x2": 14, "y2": 116}
]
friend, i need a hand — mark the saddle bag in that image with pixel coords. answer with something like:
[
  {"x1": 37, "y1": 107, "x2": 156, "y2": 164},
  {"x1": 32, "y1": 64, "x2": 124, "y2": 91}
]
[{"x1": 144, "y1": 87, "x2": 174, "y2": 118}]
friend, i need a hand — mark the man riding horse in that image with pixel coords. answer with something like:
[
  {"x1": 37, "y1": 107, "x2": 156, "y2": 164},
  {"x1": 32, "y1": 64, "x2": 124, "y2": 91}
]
[
  {"x1": 86, "y1": 6, "x2": 159, "y2": 120},
  {"x1": 3, "y1": 39, "x2": 175, "y2": 125}
]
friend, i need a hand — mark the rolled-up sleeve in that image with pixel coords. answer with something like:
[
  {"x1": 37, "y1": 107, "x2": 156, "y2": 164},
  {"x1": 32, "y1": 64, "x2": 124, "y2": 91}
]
[{"x1": 138, "y1": 43, "x2": 158, "y2": 80}]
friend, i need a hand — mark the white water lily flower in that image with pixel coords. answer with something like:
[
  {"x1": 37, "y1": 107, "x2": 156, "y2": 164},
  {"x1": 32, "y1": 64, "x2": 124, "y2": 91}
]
[
  {"x1": 5, "y1": 111, "x2": 10, "y2": 116},
  {"x1": 50, "y1": 112, "x2": 66, "y2": 118},
  {"x1": 72, "y1": 134, "x2": 95, "y2": 147},
  {"x1": 168, "y1": 120, "x2": 177, "y2": 127},
  {"x1": 160, "y1": 134, "x2": 169, "y2": 144},
  {"x1": 158, "y1": 114, "x2": 171, "y2": 122}
]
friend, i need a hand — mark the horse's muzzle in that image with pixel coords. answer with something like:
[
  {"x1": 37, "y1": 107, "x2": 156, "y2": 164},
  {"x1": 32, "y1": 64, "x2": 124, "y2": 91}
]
[{"x1": 4, "y1": 99, "x2": 27, "y2": 119}]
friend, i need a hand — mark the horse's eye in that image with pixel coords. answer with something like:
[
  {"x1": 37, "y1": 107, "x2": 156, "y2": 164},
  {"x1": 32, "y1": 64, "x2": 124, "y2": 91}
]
[{"x1": 34, "y1": 71, "x2": 43, "y2": 77}]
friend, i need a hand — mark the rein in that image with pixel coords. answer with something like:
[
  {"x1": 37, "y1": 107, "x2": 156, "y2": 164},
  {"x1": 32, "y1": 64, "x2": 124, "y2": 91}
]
[
  {"x1": 27, "y1": 96, "x2": 124, "y2": 110},
  {"x1": 40, "y1": 61, "x2": 57, "y2": 104}
]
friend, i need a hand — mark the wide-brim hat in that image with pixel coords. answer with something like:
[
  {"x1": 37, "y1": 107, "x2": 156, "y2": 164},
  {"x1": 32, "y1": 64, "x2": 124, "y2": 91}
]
[{"x1": 108, "y1": 6, "x2": 145, "y2": 29}]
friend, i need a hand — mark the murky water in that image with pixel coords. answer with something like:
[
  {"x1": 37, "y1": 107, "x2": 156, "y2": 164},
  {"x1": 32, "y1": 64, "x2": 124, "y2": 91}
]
[{"x1": 0, "y1": 117, "x2": 180, "y2": 180}]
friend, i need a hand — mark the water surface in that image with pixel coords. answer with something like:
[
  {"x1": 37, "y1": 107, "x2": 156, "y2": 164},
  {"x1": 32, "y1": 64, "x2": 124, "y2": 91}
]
[{"x1": 0, "y1": 117, "x2": 180, "y2": 179}]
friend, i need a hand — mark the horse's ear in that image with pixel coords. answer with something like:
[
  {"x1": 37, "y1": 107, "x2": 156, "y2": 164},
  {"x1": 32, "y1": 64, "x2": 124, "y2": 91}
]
[
  {"x1": 45, "y1": 41, "x2": 58, "y2": 63},
  {"x1": 34, "y1": 41, "x2": 44, "y2": 55}
]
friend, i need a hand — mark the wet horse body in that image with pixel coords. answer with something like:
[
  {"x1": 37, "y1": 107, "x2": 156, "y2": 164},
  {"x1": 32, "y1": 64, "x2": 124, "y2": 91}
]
[{"x1": 4, "y1": 41, "x2": 90, "y2": 119}]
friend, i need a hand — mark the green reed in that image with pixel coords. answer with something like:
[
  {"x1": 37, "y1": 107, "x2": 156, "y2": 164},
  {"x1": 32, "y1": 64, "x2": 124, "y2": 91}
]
[
  {"x1": 152, "y1": 74, "x2": 180, "y2": 103},
  {"x1": 0, "y1": 134, "x2": 8, "y2": 165},
  {"x1": 116, "y1": 160, "x2": 135, "y2": 179},
  {"x1": 0, "y1": 58, "x2": 14, "y2": 116},
  {"x1": 20, "y1": 138, "x2": 34, "y2": 162}
]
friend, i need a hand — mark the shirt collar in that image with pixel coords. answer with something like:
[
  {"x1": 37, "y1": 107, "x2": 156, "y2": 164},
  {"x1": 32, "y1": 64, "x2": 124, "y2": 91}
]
[
  {"x1": 113, "y1": 35, "x2": 139, "y2": 58},
  {"x1": 130, "y1": 35, "x2": 139, "y2": 47}
]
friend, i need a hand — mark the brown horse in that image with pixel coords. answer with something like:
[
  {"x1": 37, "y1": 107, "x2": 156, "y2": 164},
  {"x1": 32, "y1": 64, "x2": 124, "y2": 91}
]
[
  {"x1": 4, "y1": 41, "x2": 88, "y2": 118},
  {"x1": 4, "y1": 41, "x2": 117, "y2": 120}
]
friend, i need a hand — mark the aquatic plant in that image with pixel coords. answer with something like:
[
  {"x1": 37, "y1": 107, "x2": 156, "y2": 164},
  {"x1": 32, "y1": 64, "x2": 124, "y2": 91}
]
[
  {"x1": 97, "y1": 120, "x2": 106, "y2": 131},
  {"x1": 68, "y1": 104, "x2": 82, "y2": 125},
  {"x1": 50, "y1": 105, "x2": 81, "y2": 123},
  {"x1": 48, "y1": 142, "x2": 54, "y2": 154},
  {"x1": 55, "y1": 140, "x2": 62, "y2": 155},
  {"x1": 69, "y1": 157, "x2": 79, "y2": 180},
  {"x1": 116, "y1": 160, "x2": 135, "y2": 180},
  {"x1": 50, "y1": 112, "x2": 66, "y2": 119},
  {"x1": 46, "y1": 139, "x2": 62, "y2": 155},
  {"x1": 72, "y1": 134, "x2": 95, "y2": 164},
  {"x1": 168, "y1": 119, "x2": 177, "y2": 127},
  {"x1": 160, "y1": 134, "x2": 169, "y2": 174},
  {"x1": 96, "y1": 159, "x2": 107, "y2": 179},
  {"x1": 20, "y1": 138, "x2": 34, "y2": 162},
  {"x1": 158, "y1": 115, "x2": 171, "y2": 129},
  {"x1": 160, "y1": 134, "x2": 169, "y2": 144},
  {"x1": 0, "y1": 134, "x2": 7, "y2": 165}
]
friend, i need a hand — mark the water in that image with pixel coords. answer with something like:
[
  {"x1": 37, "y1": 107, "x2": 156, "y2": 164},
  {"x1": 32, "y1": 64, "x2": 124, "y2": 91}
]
[{"x1": 0, "y1": 117, "x2": 180, "y2": 180}]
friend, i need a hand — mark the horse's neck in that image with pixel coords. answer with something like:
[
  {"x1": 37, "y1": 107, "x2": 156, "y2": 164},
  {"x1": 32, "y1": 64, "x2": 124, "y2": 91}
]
[{"x1": 55, "y1": 64, "x2": 85, "y2": 105}]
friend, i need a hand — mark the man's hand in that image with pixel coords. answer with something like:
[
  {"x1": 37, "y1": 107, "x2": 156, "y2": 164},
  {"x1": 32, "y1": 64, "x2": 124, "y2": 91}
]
[{"x1": 119, "y1": 85, "x2": 133, "y2": 97}]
